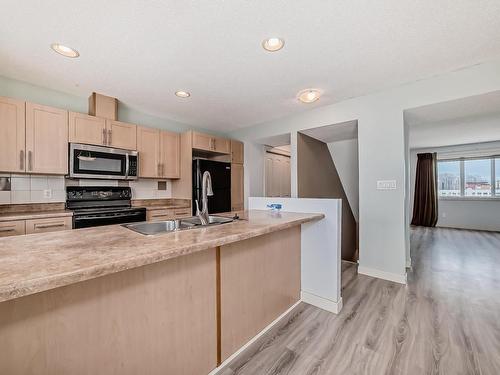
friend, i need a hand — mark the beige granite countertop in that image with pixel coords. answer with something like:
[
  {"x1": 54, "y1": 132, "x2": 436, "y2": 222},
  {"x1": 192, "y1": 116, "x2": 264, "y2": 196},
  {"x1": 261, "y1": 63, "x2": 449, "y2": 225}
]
[
  {"x1": 0, "y1": 210, "x2": 323, "y2": 303},
  {"x1": 0, "y1": 210, "x2": 73, "y2": 222}
]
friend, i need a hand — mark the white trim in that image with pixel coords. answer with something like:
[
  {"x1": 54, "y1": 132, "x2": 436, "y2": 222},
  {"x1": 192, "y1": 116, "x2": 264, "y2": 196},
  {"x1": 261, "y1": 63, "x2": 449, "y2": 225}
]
[
  {"x1": 301, "y1": 291, "x2": 343, "y2": 314},
  {"x1": 358, "y1": 266, "x2": 407, "y2": 284},
  {"x1": 439, "y1": 196, "x2": 500, "y2": 201},
  {"x1": 208, "y1": 300, "x2": 302, "y2": 375},
  {"x1": 406, "y1": 257, "x2": 412, "y2": 268}
]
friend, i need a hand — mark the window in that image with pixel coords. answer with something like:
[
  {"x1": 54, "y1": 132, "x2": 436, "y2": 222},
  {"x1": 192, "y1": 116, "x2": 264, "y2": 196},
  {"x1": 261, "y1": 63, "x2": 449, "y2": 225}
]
[
  {"x1": 437, "y1": 156, "x2": 499, "y2": 198},
  {"x1": 464, "y1": 159, "x2": 491, "y2": 197},
  {"x1": 496, "y1": 158, "x2": 500, "y2": 196},
  {"x1": 437, "y1": 161, "x2": 461, "y2": 197}
]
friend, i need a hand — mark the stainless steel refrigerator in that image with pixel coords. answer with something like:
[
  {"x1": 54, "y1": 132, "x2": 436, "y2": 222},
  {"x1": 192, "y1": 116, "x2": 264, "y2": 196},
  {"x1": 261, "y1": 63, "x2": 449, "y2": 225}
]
[{"x1": 192, "y1": 159, "x2": 231, "y2": 215}]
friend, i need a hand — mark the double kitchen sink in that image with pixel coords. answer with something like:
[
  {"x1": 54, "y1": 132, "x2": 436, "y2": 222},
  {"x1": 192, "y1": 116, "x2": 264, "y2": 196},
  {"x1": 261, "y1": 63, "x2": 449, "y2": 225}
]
[{"x1": 123, "y1": 215, "x2": 234, "y2": 236}]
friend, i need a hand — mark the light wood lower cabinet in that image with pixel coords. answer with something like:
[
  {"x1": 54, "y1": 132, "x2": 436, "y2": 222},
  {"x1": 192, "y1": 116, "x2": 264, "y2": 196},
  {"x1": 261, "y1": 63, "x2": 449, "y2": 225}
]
[
  {"x1": 0, "y1": 248, "x2": 218, "y2": 375},
  {"x1": 146, "y1": 207, "x2": 192, "y2": 221},
  {"x1": 220, "y1": 226, "x2": 301, "y2": 361},
  {"x1": 25, "y1": 102, "x2": 68, "y2": 175},
  {"x1": 0, "y1": 221, "x2": 26, "y2": 238},
  {"x1": 0, "y1": 97, "x2": 25, "y2": 173},
  {"x1": 0, "y1": 217, "x2": 71, "y2": 237},
  {"x1": 25, "y1": 217, "x2": 72, "y2": 234}
]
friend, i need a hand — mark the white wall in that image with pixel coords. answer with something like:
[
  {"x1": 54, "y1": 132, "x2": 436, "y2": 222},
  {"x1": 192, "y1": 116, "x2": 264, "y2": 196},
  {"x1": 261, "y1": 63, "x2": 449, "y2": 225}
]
[
  {"x1": 0, "y1": 75, "x2": 223, "y2": 135},
  {"x1": 410, "y1": 141, "x2": 500, "y2": 232},
  {"x1": 327, "y1": 139, "x2": 359, "y2": 221},
  {"x1": 410, "y1": 112, "x2": 500, "y2": 149},
  {"x1": 231, "y1": 58, "x2": 500, "y2": 283}
]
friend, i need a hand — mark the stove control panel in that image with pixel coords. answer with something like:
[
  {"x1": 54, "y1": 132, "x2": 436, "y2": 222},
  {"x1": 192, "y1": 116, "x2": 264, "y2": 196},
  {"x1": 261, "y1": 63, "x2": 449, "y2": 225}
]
[{"x1": 66, "y1": 187, "x2": 133, "y2": 202}]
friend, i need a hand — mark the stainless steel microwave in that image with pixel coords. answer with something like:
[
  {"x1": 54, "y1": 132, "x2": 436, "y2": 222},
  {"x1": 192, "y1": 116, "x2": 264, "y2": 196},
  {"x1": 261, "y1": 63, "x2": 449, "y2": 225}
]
[{"x1": 69, "y1": 143, "x2": 138, "y2": 180}]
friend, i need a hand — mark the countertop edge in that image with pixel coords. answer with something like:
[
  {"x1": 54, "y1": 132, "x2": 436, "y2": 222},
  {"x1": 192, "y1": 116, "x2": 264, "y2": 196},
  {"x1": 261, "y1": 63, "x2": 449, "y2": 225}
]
[{"x1": 0, "y1": 212, "x2": 324, "y2": 303}]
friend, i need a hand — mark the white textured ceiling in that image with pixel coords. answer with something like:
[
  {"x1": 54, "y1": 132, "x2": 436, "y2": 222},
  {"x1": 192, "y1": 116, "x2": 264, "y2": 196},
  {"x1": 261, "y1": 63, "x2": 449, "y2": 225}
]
[{"x1": 1, "y1": 1, "x2": 500, "y2": 131}]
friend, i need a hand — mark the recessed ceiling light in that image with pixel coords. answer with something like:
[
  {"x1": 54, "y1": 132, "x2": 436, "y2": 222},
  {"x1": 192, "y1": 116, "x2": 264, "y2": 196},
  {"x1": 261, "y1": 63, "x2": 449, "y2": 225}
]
[
  {"x1": 50, "y1": 43, "x2": 79, "y2": 58},
  {"x1": 262, "y1": 37, "x2": 285, "y2": 52},
  {"x1": 297, "y1": 89, "x2": 321, "y2": 103},
  {"x1": 175, "y1": 90, "x2": 191, "y2": 98}
]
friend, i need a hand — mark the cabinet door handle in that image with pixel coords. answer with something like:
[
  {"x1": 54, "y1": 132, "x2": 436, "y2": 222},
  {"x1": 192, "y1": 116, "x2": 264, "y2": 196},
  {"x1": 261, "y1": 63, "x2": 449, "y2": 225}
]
[
  {"x1": 107, "y1": 130, "x2": 112, "y2": 145},
  {"x1": 35, "y1": 222, "x2": 66, "y2": 229},
  {"x1": 157, "y1": 163, "x2": 161, "y2": 177},
  {"x1": 20, "y1": 150, "x2": 24, "y2": 170},
  {"x1": 161, "y1": 164, "x2": 164, "y2": 176},
  {"x1": 0, "y1": 227, "x2": 16, "y2": 232},
  {"x1": 28, "y1": 151, "x2": 33, "y2": 171},
  {"x1": 102, "y1": 128, "x2": 107, "y2": 145}
]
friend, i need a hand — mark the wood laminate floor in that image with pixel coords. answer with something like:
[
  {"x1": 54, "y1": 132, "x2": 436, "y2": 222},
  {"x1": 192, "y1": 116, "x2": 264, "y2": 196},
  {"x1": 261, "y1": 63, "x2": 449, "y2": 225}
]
[{"x1": 220, "y1": 227, "x2": 500, "y2": 375}]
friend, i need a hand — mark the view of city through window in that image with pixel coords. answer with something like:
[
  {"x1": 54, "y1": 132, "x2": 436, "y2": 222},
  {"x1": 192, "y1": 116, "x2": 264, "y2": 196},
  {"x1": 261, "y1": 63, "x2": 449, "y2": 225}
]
[
  {"x1": 438, "y1": 160, "x2": 460, "y2": 196},
  {"x1": 438, "y1": 157, "x2": 499, "y2": 197}
]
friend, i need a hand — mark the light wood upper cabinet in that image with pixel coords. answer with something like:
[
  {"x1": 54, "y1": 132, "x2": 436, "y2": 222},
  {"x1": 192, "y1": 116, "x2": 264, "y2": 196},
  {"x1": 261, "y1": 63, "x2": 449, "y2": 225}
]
[
  {"x1": 137, "y1": 126, "x2": 161, "y2": 178},
  {"x1": 69, "y1": 111, "x2": 106, "y2": 145},
  {"x1": 137, "y1": 127, "x2": 180, "y2": 179},
  {"x1": 231, "y1": 140, "x2": 244, "y2": 164},
  {"x1": 192, "y1": 131, "x2": 231, "y2": 154},
  {"x1": 0, "y1": 97, "x2": 25, "y2": 173},
  {"x1": 192, "y1": 131, "x2": 214, "y2": 152},
  {"x1": 105, "y1": 120, "x2": 137, "y2": 150},
  {"x1": 231, "y1": 163, "x2": 244, "y2": 211},
  {"x1": 160, "y1": 130, "x2": 180, "y2": 179},
  {"x1": 214, "y1": 137, "x2": 230, "y2": 154},
  {"x1": 25, "y1": 102, "x2": 68, "y2": 175}
]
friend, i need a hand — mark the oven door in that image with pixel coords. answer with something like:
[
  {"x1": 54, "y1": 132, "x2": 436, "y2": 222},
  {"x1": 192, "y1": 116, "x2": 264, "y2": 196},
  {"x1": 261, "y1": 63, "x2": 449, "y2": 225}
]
[
  {"x1": 73, "y1": 209, "x2": 146, "y2": 229},
  {"x1": 69, "y1": 143, "x2": 135, "y2": 180}
]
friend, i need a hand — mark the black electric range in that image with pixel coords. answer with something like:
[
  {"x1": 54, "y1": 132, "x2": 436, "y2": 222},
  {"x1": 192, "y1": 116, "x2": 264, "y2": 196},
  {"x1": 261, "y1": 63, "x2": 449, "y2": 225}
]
[{"x1": 66, "y1": 186, "x2": 146, "y2": 229}]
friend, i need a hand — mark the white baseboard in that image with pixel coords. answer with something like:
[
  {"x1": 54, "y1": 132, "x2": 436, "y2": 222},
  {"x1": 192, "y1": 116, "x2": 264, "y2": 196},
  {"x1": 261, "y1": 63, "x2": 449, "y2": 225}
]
[
  {"x1": 208, "y1": 300, "x2": 302, "y2": 375},
  {"x1": 358, "y1": 266, "x2": 407, "y2": 284},
  {"x1": 301, "y1": 291, "x2": 343, "y2": 314}
]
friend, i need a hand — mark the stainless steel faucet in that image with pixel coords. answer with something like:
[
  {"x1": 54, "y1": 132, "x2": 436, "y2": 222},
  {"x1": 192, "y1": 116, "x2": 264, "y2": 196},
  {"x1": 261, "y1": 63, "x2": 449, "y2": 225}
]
[{"x1": 195, "y1": 171, "x2": 213, "y2": 225}]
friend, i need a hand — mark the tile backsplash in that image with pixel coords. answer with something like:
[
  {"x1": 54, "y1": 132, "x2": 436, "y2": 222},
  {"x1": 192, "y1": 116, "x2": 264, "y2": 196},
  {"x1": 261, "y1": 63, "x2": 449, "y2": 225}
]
[
  {"x1": 0, "y1": 174, "x2": 172, "y2": 205},
  {"x1": 129, "y1": 179, "x2": 171, "y2": 199},
  {"x1": 0, "y1": 174, "x2": 65, "y2": 205}
]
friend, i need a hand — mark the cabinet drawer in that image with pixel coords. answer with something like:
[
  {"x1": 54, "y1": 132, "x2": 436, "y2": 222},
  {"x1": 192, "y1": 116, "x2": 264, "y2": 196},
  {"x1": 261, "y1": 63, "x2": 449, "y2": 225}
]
[
  {"x1": 0, "y1": 220, "x2": 26, "y2": 237},
  {"x1": 25, "y1": 217, "x2": 72, "y2": 234},
  {"x1": 173, "y1": 208, "x2": 191, "y2": 218},
  {"x1": 147, "y1": 209, "x2": 174, "y2": 221}
]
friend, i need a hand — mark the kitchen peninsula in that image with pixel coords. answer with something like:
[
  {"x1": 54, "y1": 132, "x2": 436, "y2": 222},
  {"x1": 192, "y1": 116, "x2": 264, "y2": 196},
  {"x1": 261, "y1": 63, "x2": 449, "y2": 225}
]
[{"x1": 0, "y1": 210, "x2": 323, "y2": 375}]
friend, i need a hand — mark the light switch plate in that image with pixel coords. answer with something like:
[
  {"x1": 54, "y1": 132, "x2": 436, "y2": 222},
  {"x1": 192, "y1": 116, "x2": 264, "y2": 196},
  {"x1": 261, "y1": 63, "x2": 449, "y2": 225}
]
[
  {"x1": 376, "y1": 180, "x2": 397, "y2": 190},
  {"x1": 43, "y1": 189, "x2": 52, "y2": 198}
]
